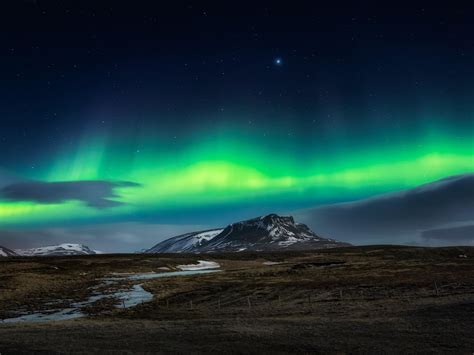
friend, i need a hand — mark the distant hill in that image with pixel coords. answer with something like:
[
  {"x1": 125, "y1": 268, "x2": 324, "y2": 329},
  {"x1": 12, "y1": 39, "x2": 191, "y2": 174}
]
[{"x1": 15, "y1": 243, "x2": 99, "y2": 256}]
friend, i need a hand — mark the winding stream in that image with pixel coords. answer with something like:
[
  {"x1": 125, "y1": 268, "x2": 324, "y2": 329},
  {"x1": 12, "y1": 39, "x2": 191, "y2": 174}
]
[{"x1": 2, "y1": 267, "x2": 220, "y2": 323}]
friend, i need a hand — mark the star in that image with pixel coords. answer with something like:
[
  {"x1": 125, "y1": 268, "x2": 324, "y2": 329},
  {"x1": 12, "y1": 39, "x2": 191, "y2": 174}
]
[{"x1": 274, "y1": 57, "x2": 283, "y2": 66}]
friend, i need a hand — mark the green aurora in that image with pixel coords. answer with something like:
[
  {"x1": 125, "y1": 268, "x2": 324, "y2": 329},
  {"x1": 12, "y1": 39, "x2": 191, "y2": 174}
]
[{"x1": 1, "y1": 124, "x2": 472, "y2": 227}]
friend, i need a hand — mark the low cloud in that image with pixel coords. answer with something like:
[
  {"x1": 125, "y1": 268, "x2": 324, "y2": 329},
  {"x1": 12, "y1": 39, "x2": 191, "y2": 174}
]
[
  {"x1": 421, "y1": 224, "x2": 474, "y2": 246},
  {"x1": 0, "y1": 168, "x2": 24, "y2": 188},
  {"x1": 0, "y1": 180, "x2": 140, "y2": 208},
  {"x1": 294, "y1": 174, "x2": 474, "y2": 246}
]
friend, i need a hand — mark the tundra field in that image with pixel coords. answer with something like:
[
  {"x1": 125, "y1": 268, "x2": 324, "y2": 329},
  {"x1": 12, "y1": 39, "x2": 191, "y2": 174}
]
[{"x1": 0, "y1": 245, "x2": 473, "y2": 354}]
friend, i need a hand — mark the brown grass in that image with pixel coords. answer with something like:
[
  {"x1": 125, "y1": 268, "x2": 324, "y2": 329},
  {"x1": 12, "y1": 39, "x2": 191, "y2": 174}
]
[{"x1": 0, "y1": 245, "x2": 473, "y2": 353}]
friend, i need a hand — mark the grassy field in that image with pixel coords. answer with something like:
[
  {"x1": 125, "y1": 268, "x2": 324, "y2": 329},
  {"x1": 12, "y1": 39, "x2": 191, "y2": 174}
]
[{"x1": 0, "y1": 246, "x2": 473, "y2": 353}]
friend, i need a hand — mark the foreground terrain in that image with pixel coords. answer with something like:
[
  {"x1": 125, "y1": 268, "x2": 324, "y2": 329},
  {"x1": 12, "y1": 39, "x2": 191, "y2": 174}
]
[{"x1": 0, "y1": 246, "x2": 473, "y2": 353}]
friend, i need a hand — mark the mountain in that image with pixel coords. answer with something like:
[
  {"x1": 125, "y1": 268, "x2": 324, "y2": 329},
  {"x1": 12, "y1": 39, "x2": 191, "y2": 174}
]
[
  {"x1": 146, "y1": 214, "x2": 350, "y2": 253},
  {"x1": 15, "y1": 243, "x2": 98, "y2": 256},
  {"x1": 294, "y1": 173, "x2": 474, "y2": 246},
  {"x1": 0, "y1": 246, "x2": 18, "y2": 257}
]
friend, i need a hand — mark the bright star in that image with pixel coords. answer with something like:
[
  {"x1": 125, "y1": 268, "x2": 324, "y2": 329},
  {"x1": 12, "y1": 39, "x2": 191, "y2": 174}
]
[{"x1": 274, "y1": 57, "x2": 282, "y2": 66}]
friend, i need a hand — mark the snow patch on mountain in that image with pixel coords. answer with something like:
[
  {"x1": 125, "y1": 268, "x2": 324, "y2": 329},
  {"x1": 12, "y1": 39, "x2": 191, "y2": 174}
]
[{"x1": 146, "y1": 229, "x2": 224, "y2": 253}]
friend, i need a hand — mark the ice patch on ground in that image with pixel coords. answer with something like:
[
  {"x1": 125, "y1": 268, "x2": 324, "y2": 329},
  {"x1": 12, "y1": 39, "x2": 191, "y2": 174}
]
[
  {"x1": 2, "y1": 308, "x2": 83, "y2": 323},
  {"x1": 262, "y1": 261, "x2": 284, "y2": 265},
  {"x1": 177, "y1": 260, "x2": 220, "y2": 271},
  {"x1": 113, "y1": 269, "x2": 221, "y2": 281},
  {"x1": 114, "y1": 284, "x2": 153, "y2": 308}
]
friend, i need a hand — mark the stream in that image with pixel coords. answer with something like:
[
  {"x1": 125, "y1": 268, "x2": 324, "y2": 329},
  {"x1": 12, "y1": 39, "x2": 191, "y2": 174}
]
[{"x1": 2, "y1": 266, "x2": 220, "y2": 323}]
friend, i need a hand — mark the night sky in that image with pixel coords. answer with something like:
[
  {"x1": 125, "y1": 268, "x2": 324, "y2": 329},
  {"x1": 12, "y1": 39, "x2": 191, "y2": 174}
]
[{"x1": 0, "y1": 2, "x2": 473, "y2": 250}]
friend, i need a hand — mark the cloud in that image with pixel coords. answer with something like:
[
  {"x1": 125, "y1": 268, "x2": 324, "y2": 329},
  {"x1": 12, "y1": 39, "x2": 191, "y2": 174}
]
[
  {"x1": 294, "y1": 174, "x2": 474, "y2": 246},
  {"x1": 0, "y1": 180, "x2": 140, "y2": 208},
  {"x1": 421, "y1": 224, "x2": 474, "y2": 246},
  {"x1": 0, "y1": 168, "x2": 24, "y2": 188}
]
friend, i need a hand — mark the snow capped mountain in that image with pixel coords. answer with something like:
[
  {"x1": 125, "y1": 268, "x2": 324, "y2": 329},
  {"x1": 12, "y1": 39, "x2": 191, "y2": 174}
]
[
  {"x1": 15, "y1": 243, "x2": 98, "y2": 256},
  {"x1": 0, "y1": 246, "x2": 18, "y2": 257},
  {"x1": 146, "y1": 214, "x2": 350, "y2": 253}
]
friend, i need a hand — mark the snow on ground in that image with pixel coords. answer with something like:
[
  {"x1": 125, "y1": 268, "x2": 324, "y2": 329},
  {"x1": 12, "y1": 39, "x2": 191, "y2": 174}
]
[
  {"x1": 177, "y1": 260, "x2": 220, "y2": 271},
  {"x1": 262, "y1": 261, "x2": 284, "y2": 265},
  {"x1": 114, "y1": 284, "x2": 153, "y2": 308},
  {"x1": 0, "y1": 249, "x2": 7, "y2": 257}
]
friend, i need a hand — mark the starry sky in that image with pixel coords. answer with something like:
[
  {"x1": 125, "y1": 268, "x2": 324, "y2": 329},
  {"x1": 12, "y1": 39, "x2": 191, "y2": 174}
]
[{"x1": 0, "y1": 2, "x2": 473, "y2": 249}]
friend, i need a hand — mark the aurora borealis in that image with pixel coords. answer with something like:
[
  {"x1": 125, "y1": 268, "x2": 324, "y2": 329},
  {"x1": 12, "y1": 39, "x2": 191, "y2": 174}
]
[
  {"x1": 0, "y1": 3, "x2": 473, "y2": 250},
  {"x1": 1, "y1": 120, "x2": 472, "y2": 228}
]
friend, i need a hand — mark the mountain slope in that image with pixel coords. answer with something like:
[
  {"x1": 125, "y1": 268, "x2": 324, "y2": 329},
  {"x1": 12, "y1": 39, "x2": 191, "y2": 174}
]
[
  {"x1": 146, "y1": 214, "x2": 350, "y2": 253},
  {"x1": 0, "y1": 246, "x2": 18, "y2": 257},
  {"x1": 146, "y1": 229, "x2": 224, "y2": 253},
  {"x1": 15, "y1": 243, "x2": 98, "y2": 256}
]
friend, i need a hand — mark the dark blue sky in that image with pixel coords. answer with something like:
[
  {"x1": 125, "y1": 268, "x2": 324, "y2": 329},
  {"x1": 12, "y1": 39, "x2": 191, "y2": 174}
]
[{"x1": 1, "y1": 2, "x2": 473, "y2": 169}]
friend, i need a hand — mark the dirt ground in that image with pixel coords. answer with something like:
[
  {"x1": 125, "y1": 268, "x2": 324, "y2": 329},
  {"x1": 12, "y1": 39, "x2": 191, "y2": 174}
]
[{"x1": 0, "y1": 246, "x2": 473, "y2": 354}]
